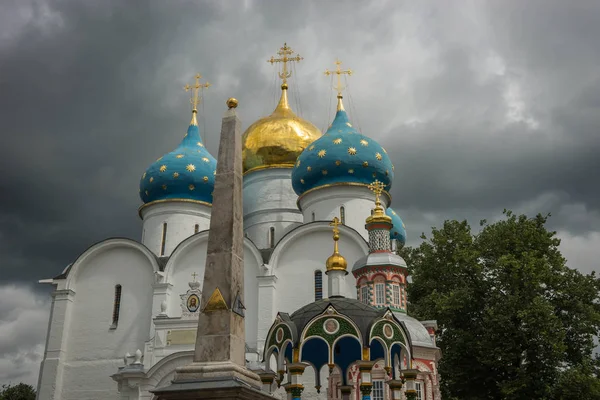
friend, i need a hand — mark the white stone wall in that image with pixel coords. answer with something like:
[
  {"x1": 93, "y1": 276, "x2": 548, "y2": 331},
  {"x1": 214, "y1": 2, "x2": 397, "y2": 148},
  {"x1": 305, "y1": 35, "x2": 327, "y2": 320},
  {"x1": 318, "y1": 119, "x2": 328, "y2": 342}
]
[
  {"x1": 243, "y1": 168, "x2": 303, "y2": 249},
  {"x1": 297, "y1": 186, "x2": 391, "y2": 241},
  {"x1": 162, "y1": 233, "x2": 264, "y2": 351},
  {"x1": 38, "y1": 240, "x2": 158, "y2": 400},
  {"x1": 140, "y1": 201, "x2": 211, "y2": 256},
  {"x1": 268, "y1": 223, "x2": 369, "y2": 316}
]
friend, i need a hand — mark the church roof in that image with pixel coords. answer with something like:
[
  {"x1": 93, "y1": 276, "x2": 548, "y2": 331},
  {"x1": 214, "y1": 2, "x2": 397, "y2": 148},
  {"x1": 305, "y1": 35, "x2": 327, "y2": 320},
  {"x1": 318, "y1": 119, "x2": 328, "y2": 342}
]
[
  {"x1": 139, "y1": 115, "x2": 216, "y2": 206},
  {"x1": 352, "y1": 252, "x2": 407, "y2": 272},
  {"x1": 291, "y1": 104, "x2": 394, "y2": 196},
  {"x1": 289, "y1": 297, "x2": 385, "y2": 340},
  {"x1": 393, "y1": 312, "x2": 436, "y2": 348}
]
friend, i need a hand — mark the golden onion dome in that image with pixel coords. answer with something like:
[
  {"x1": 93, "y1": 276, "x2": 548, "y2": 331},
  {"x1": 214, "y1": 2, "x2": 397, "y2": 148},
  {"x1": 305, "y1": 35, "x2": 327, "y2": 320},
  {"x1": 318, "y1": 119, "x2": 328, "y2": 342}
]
[{"x1": 242, "y1": 84, "x2": 322, "y2": 174}]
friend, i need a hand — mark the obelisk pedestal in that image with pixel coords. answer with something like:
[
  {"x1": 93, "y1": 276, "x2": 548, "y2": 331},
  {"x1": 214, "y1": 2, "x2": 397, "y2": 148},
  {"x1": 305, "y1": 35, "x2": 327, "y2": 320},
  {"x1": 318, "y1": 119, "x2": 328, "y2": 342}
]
[{"x1": 152, "y1": 99, "x2": 272, "y2": 400}]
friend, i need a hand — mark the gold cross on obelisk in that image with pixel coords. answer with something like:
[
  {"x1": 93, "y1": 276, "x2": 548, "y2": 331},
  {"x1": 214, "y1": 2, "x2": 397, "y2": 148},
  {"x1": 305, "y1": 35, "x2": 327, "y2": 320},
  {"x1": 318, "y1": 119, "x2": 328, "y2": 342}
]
[
  {"x1": 325, "y1": 59, "x2": 353, "y2": 97},
  {"x1": 368, "y1": 179, "x2": 386, "y2": 208},
  {"x1": 191, "y1": 272, "x2": 198, "y2": 282},
  {"x1": 267, "y1": 43, "x2": 303, "y2": 87},
  {"x1": 184, "y1": 73, "x2": 211, "y2": 112}
]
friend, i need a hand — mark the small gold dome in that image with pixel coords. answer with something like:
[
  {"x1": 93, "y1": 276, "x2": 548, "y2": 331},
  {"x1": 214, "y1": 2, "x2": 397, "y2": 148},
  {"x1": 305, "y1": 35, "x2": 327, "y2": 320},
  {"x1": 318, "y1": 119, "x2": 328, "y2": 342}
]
[
  {"x1": 242, "y1": 85, "x2": 322, "y2": 174},
  {"x1": 325, "y1": 217, "x2": 348, "y2": 273},
  {"x1": 326, "y1": 252, "x2": 348, "y2": 272}
]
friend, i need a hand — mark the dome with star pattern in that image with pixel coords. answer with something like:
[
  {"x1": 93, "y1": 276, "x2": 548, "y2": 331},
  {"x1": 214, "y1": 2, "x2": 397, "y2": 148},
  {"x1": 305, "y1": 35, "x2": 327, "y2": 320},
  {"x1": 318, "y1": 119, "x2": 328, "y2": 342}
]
[
  {"x1": 386, "y1": 207, "x2": 406, "y2": 245},
  {"x1": 291, "y1": 101, "x2": 394, "y2": 196},
  {"x1": 139, "y1": 112, "x2": 216, "y2": 206}
]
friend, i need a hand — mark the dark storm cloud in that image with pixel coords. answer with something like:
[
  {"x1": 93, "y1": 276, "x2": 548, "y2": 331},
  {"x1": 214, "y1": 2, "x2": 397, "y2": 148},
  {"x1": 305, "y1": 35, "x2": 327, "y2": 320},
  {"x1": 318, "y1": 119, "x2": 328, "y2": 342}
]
[
  {"x1": 1, "y1": 0, "x2": 600, "y2": 386},
  {"x1": 1, "y1": 0, "x2": 599, "y2": 286}
]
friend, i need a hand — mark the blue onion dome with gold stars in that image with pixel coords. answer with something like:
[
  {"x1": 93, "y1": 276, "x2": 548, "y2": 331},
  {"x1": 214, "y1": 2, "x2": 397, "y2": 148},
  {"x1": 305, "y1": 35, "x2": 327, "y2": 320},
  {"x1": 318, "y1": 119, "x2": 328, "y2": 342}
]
[
  {"x1": 386, "y1": 207, "x2": 407, "y2": 245},
  {"x1": 139, "y1": 110, "x2": 216, "y2": 206},
  {"x1": 292, "y1": 96, "x2": 394, "y2": 196}
]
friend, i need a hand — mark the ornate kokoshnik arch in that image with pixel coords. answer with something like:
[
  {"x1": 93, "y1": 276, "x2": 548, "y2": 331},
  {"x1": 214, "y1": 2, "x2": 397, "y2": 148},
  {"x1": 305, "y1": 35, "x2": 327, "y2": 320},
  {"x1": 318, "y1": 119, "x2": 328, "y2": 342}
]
[
  {"x1": 299, "y1": 305, "x2": 362, "y2": 365},
  {"x1": 368, "y1": 309, "x2": 412, "y2": 376}
]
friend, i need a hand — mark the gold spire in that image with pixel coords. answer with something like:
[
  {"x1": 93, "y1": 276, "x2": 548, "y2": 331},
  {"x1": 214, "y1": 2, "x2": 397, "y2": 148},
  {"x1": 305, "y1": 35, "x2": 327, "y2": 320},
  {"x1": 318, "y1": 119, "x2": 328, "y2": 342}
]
[
  {"x1": 184, "y1": 73, "x2": 211, "y2": 126},
  {"x1": 325, "y1": 59, "x2": 352, "y2": 111},
  {"x1": 366, "y1": 180, "x2": 392, "y2": 224},
  {"x1": 267, "y1": 42, "x2": 304, "y2": 89},
  {"x1": 326, "y1": 217, "x2": 348, "y2": 272}
]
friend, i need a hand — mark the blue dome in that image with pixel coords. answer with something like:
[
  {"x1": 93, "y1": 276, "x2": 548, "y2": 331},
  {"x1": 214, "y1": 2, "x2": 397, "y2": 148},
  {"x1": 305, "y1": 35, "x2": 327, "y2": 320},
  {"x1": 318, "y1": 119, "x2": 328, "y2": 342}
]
[
  {"x1": 386, "y1": 207, "x2": 406, "y2": 245},
  {"x1": 291, "y1": 107, "x2": 394, "y2": 196},
  {"x1": 140, "y1": 116, "x2": 216, "y2": 205}
]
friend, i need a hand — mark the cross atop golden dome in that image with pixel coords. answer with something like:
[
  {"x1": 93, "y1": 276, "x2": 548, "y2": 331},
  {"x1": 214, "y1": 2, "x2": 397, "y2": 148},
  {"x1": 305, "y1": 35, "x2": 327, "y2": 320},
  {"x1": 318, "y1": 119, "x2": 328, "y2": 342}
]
[
  {"x1": 366, "y1": 179, "x2": 392, "y2": 224},
  {"x1": 267, "y1": 43, "x2": 304, "y2": 89},
  {"x1": 242, "y1": 43, "x2": 321, "y2": 174},
  {"x1": 326, "y1": 217, "x2": 348, "y2": 272}
]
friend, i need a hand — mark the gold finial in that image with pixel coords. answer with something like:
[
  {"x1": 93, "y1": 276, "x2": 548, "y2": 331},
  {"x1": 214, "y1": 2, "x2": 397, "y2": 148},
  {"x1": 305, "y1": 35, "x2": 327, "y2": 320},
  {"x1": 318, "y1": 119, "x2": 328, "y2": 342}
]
[
  {"x1": 326, "y1": 217, "x2": 348, "y2": 272},
  {"x1": 267, "y1": 43, "x2": 304, "y2": 89},
  {"x1": 226, "y1": 97, "x2": 238, "y2": 109},
  {"x1": 366, "y1": 179, "x2": 392, "y2": 224},
  {"x1": 325, "y1": 59, "x2": 352, "y2": 111},
  {"x1": 184, "y1": 73, "x2": 211, "y2": 125}
]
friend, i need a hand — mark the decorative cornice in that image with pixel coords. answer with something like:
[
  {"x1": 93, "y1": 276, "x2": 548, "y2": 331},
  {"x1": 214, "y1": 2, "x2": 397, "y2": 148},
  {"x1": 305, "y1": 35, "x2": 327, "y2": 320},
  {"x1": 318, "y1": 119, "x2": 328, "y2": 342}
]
[
  {"x1": 138, "y1": 198, "x2": 212, "y2": 218},
  {"x1": 297, "y1": 181, "x2": 391, "y2": 207}
]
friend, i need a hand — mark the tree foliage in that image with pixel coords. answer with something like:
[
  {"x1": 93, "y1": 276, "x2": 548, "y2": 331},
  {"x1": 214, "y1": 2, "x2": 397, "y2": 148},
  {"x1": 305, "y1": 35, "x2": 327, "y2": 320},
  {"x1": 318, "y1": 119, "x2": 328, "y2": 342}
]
[
  {"x1": 0, "y1": 383, "x2": 36, "y2": 400},
  {"x1": 401, "y1": 210, "x2": 600, "y2": 400}
]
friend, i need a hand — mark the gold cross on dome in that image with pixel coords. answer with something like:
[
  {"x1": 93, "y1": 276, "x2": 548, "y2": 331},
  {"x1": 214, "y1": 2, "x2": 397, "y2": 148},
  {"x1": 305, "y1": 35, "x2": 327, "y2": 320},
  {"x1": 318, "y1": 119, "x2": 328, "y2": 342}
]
[
  {"x1": 191, "y1": 272, "x2": 198, "y2": 282},
  {"x1": 368, "y1": 179, "x2": 386, "y2": 206},
  {"x1": 325, "y1": 59, "x2": 352, "y2": 97},
  {"x1": 330, "y1": 216, "x2": 341, "y2": 236},
  {"x1": 184, "y1": 74, "x2": 211, "y2": 111},
  {"x1": 267, "y1": 43, "x2": 303, "y2": 86}
]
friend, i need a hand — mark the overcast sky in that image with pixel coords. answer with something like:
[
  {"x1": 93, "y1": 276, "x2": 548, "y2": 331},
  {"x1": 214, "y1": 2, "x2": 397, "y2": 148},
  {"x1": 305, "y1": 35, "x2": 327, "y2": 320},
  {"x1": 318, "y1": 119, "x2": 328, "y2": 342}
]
[{"x1": 1, "y1": 0, "x2": 599, "y2": 386}]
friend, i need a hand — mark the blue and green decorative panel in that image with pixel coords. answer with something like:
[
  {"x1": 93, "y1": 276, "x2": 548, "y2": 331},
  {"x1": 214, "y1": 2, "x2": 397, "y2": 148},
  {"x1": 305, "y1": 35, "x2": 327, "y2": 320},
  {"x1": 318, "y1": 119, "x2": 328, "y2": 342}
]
[
  {"x1": 303, "y1": 316, "x2": 360, "y2": 347},
  {"x1": 369, "y1": 319, "x2": 406, "y2": 349}
]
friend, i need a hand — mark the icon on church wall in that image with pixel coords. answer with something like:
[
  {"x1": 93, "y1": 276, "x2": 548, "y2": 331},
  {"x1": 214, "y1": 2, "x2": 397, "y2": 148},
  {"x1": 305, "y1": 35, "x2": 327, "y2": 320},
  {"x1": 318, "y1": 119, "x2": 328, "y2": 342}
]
[
  {"x1": 276, "y1": 327, "x2": 284, "y2": 343},
  {"x1": 383, "y1": 323, "x2": 394, "y2": 339},
  {"x1": 187, "y1": 294, "x2": 200, "y2": 312},
  {"x1": 323, "y1": 318, "x2": 340, "y2": 335},
  {"x1": 180, "y1": 273, "x2": 202, "y2": 318}
]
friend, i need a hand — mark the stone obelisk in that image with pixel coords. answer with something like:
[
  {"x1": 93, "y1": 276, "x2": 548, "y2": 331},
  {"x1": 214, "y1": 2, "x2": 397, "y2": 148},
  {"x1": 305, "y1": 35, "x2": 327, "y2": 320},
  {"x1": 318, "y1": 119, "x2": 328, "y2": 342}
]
[{"x1": 152, "y1": 98, "x2": 270, "y2": 399}]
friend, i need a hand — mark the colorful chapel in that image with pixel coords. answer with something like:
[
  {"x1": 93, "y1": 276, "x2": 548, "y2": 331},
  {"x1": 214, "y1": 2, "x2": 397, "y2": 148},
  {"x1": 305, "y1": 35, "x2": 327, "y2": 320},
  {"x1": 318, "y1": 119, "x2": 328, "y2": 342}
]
[{"x1": 36, "y1": 44, "x2": 441, "y2": 400}]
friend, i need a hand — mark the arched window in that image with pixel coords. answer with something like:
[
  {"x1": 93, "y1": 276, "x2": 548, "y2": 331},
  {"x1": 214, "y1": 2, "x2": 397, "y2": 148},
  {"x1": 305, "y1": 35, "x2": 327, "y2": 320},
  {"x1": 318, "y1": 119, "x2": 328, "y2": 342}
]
[
  {"x1": 392, "y1": 284, "x2": 400, "y2": 306},
  {"x1": 314, "y1": 271, "x2": 323, "y2": 301},
  {"x1": 194, "y1": 224, "x2": 199, "y2": 234},
  {"x1": 160, "y1": 222, "x2": 167, "y2": 256},
  {"x1": 360, "y1": 285, "x2": 369, "y2": 304},
  {"x1": 269, "y1": 227, "x2": 275, "y2": 248},
  {"x1": 111, "y1": 284, "x2": 122, "y2": 329},
  {"x1": 311, "y1": 212, "x2": 315, "y2": 222},
  {"x1": 340, "y1": 206, "x2": 346, "y2": 224}
]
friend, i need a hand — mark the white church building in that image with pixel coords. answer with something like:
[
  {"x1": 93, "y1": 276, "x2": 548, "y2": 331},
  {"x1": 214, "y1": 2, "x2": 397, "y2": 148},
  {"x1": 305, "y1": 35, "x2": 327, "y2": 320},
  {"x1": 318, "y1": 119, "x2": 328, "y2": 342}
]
[{"x1": 36, "y1": 48, "x2": 440, "y2": 400}]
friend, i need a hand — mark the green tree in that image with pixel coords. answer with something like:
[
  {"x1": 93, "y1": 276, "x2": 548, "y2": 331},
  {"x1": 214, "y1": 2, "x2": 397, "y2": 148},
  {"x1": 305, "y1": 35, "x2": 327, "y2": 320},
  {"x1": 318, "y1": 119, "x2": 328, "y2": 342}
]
[
  {"x1": 0, "y1": 383, "x2": 36, "y2": 400},
  {"x1": 401, "y1": 210, "x2": 600, "y2": 400}
]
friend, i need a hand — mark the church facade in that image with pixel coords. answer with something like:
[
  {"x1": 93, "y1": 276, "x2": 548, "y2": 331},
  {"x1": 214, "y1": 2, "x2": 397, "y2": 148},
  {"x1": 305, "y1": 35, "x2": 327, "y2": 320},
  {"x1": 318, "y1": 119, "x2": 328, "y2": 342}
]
[{"x1": 36, "y1": 46, "x2": 441, "y2": 400}]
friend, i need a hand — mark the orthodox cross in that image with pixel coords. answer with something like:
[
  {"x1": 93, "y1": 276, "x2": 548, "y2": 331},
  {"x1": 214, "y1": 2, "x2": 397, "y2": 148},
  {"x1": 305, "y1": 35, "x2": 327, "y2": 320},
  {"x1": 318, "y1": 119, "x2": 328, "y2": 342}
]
[
  {"x1": 368, "y1": 179, "x2": 386, "y2": 208},
  {"x1": 267, "y1": 43, "x2": 303, "y2": 87},
  {"x1": 330, "y1": 216, "x2": 341, "y2": 239},
  {"x1": 191, "y1": 272, "x2": 198, "y2": 282},
  {"x1": 325, "y1": 59, "x2": 352, "y2": 97},
  {"x1": 184, "y1": 73, "x2": 211, "y2": 111}
]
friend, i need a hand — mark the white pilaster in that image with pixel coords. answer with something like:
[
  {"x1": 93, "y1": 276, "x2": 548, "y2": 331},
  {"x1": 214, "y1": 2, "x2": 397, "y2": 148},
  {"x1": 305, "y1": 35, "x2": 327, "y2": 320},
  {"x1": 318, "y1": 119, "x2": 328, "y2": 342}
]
[
  {"x1": 256, "y1": 274, "x2": 278, "y2": 354},
  {"x1": 36, "y1": 288, "x2": 75, "y2": 400}
]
